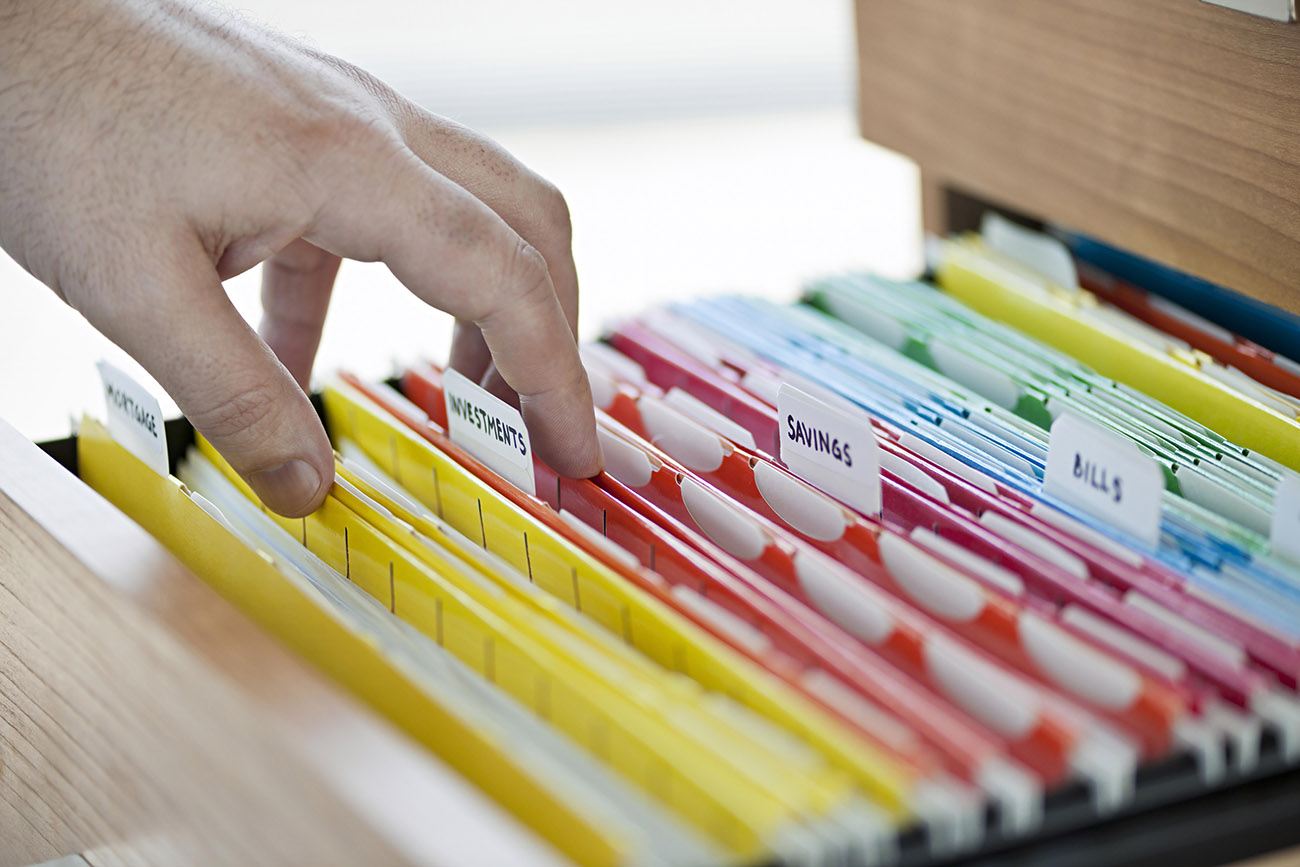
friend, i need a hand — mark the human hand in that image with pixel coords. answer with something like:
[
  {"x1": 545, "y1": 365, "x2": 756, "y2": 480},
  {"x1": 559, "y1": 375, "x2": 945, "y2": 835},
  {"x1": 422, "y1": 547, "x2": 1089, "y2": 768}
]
[{"x1": 0, "y1": 0, "x2": 602, "y2": 516}]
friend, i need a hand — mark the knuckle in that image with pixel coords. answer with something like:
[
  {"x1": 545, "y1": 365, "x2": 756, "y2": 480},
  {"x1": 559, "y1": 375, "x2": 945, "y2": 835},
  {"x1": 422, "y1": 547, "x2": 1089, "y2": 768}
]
[
  {"x1": 187, "y1": 375, "x2": 282, "y2": 444},
  {"x1": 477, "y1": 237, "x2": 551, "y2": 324},
  {"x1": 299, "y1": 112, "x2": 400, "y2": 182},
  {"x1": 316, "y1": 51, "x2": 407, "y2": 119},
  {"x1": 273, "y1": 102, "x2": 405, "y2": 231},
  {"x1": 502, "y1": 239, "x2": 553, "y2": 306},
  {"x1": 533, "y1": 177, "x2": 573, "y2": 246},
  {"x1": 277, "y1": 86, "x2": 402, "y2": 178},
  {"x1": 329, "y1": 109, "x2": 400, "y2": 152}
]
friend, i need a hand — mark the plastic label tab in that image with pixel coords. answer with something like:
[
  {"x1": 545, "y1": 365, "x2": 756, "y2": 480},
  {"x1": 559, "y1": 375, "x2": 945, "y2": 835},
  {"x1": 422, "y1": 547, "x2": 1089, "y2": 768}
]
[
  {"x1": 442, "y1": 368, "x2": 537, "y2": 495},
  {"x1": 1044, "y1": 414, "x2": 1162, "y2": 550},
  {"x1": 1270, "y1": 473, "x2": 1300, "y2": 566},
  {"x1": 777, "y1": 384, "x2": 881, "y2": 517},
  {"x1": 97, "y1": 359, "x2": 167, "y2": 476}
]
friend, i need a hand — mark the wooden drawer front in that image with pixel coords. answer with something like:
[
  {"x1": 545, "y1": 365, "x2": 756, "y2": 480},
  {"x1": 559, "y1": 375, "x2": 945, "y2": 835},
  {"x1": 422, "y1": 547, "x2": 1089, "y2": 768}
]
[{"x1": 855, "y1": 0, "x2": 1300, "y2": 312}]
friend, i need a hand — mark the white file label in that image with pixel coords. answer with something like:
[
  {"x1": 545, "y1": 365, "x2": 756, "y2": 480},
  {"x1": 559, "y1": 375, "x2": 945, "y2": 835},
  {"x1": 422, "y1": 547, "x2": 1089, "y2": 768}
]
[
  {"x1": 97, "y1": 359, "x2": 168, "y2": 476},
  {"x1": 1269, "y1": 473, "x2": 1300, "y2": 566},
  {"x1": 777, "y1": 384, "x2": 881, "y2": 517},
  {"x1": 443, "y1": 368, "x2": 536, "y2": 496},
  {"x1": 1044, "y1": 413, "x2": 1162, "y2": 550}
]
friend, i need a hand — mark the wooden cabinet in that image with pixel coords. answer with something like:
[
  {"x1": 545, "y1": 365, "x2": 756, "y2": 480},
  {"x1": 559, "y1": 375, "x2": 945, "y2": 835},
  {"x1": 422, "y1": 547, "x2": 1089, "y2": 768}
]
[{"x1": 855, "y1": 0, "x2": 1300, "y2": 313}]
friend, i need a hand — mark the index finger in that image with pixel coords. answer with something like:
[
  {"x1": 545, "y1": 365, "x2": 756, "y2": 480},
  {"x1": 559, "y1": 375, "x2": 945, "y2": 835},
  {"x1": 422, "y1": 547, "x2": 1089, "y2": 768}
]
[
  {"x1": 397, "y1": 111, "x2": 581, "y2": 334},
  {"x1": 398, "y1": 112, "x2": 581, "y2": 407},
  {"x1": 307, "y1": 142, "x2": 602, "y2": 478}
]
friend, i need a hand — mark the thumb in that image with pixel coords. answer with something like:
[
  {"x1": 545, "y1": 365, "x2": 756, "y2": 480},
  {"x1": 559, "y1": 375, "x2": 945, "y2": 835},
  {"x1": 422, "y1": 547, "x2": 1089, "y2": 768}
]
[{"x1": 85, "y1": 241, "x2": 335, "y2": 516}]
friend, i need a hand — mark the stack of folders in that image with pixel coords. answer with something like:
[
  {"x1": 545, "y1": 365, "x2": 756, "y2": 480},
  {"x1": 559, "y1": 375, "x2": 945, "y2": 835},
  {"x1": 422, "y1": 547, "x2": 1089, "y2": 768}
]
[{"x1": 79, "y1": 220, "x2": 1300, "y2": 867}]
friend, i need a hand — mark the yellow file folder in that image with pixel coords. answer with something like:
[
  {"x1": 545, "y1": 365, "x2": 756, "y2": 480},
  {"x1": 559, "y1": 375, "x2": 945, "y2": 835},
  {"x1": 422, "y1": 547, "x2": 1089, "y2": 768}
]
[
  {"x1": 320, "y1": 379, "x2": 918, "y2": 820},
  {"x1": 192, "y1": 435, "x2": 842, "y2": 858},
  {"x1": 75, "y1": 415, "x2": 632, "y2": 867},
  {"x1": 936, "y1": 236, "x2": 1300, "y2": 473}
]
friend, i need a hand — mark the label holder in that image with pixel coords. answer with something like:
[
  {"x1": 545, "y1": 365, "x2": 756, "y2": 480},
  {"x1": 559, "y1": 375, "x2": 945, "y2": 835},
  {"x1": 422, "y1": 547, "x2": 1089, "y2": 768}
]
[
  {"x1": 442, "y1": 368, "x2": 537, "y2": 496},
  {"x1": 97, "y1": 359, "x2": 168, "y2": 477},
  {"x1": 1043, "y1": 413, "x2": 1163, "y2": 550},
  {"x1": 1269, "y1": 473, "x2": 1300, "y2": 566},
  {"x1": 776, "y1": 384, "x2": 882, "y2": 518}
]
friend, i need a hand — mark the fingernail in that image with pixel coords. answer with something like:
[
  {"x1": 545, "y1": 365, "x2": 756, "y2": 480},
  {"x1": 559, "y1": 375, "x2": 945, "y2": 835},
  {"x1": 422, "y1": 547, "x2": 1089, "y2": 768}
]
[{"x1": 249, "y1": 459, "x2": 323, "y2": 517}]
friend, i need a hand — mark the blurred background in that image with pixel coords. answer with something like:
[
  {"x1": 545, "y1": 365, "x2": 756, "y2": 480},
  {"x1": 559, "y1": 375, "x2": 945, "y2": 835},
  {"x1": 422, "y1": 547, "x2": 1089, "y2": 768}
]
[{"x1": 0, "y1": 0, "x2": 921, "y2": 441}]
